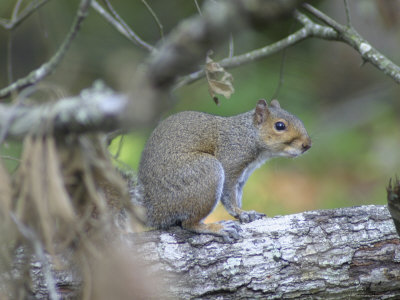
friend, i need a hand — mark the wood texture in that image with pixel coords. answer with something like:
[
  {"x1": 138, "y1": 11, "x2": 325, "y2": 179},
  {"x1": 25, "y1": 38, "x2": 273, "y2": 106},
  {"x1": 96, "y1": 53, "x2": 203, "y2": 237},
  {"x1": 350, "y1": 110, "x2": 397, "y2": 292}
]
[
  {"x1": 26, "y1": 205, "x2": 400, "y2": 299},
  {"x1": 134, "y1": 205, "x2": 400, "y2": 299}
]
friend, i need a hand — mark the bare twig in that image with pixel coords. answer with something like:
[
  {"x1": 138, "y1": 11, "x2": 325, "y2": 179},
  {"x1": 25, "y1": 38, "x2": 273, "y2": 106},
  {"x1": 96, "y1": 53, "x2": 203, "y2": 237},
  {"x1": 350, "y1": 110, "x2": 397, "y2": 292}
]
[
  {"x1": 11, "y1": 0, "x2": 24, "y2": 21},
  {"x1": 0, "y1": 155, "x2": 20, "y2": 163},
  {"x1": 194, "y1": 0, "x2": 202, "y2": 16},
  {"x1": 343, "y1": 0, "x2": 352, "y2": 27},
  {"x1": 175, "y1": 4, "x2": 400, "y2": 89},
  {"x1": 0, "y1": 0, "x2": 92, "y2": 99},
  {"x1": 92, "y1": 0, "x2": 154, "y2": 52},
  {"x1": 7, "y1": 33, "x2": 14, "y2": 88},
  {"x1": 228, "y1": 33, "x2": 234, "y2": 58},
  {"x1": 148, "y1": 0, "x2": 305, "y2": 89},
  {"x1": 272, "y1": 46, "x2": 287, "y2": 99},
  {"x1": 293, "y1": 11, "x2": 338, "y2": 39},
  {"x1": 174, "y1": 24, "x2": 314, "y2": 89},
  {"x1": 303, "y1": 4, "x2": 400, "y2": 84},
  {"x1": 0, "y1": 0, "x2": 52, "y2": 30},
  {"x1": 302, "y1": 3, "x2": 345, "y2": 32},
  {"x1": 142, "y1": 0, "x2": 164, "y2": 39}
]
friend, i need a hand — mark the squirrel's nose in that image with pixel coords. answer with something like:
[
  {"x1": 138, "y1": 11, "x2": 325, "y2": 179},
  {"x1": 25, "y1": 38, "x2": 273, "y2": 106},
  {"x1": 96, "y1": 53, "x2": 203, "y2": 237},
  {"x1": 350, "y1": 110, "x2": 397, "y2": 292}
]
[{"x1": 302, "y1": 140, "x2": 312, "y2": 152}]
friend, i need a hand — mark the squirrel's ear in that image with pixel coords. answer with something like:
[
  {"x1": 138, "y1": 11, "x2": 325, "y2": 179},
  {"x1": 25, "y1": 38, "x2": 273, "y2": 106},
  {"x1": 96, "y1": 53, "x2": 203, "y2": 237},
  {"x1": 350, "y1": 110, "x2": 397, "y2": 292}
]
[
  {"x1": 270, "y1": 99, "x2": 281, "y2": 109},
  {"x1": 254, "y1": 99, "x2": 269, "y2": 125}
]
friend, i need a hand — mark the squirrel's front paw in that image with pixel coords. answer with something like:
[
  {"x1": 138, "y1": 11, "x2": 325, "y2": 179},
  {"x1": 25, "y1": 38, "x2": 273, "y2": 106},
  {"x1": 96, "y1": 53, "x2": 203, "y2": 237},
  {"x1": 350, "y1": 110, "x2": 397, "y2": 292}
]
[
  {"x1": 238, "y1": 210, "x2": 266, "y2": 223},
  {"x1": 219, "y1": 221, "x2": 242, "y2": 242}
]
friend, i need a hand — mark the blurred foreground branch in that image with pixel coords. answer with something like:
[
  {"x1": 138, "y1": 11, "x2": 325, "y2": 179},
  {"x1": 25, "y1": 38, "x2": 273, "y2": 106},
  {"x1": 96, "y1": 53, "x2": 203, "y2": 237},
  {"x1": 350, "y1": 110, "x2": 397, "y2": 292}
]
[
  {"x1": 0, "y1": 82, "x2": 127, "y2": 140},
  {"x1": 28, "y1": 205, "x2": 400, "y2": 299},
  {"x1": 0, "y1": 0, "x2": 305, "y2": 135}
]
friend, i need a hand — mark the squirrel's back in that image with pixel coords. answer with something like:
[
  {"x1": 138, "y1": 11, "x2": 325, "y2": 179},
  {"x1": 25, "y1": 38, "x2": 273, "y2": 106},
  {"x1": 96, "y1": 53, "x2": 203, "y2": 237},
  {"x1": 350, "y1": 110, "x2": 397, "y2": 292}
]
[{"x1": 141, "y1": 111, "x2": 220, "y2": 159}]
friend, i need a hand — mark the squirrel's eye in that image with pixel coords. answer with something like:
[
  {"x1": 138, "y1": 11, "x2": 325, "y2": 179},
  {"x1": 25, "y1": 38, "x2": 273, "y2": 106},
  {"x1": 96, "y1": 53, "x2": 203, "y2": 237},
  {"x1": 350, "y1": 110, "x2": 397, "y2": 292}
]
[{"x1": 274, "y1": 121, "x2": 286, "y2": 131}]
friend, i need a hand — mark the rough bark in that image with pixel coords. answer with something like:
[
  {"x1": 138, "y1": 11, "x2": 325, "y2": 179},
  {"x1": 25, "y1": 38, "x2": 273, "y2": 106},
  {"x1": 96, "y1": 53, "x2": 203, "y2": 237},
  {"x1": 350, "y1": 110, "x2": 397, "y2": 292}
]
[
  {"x1": 133, "y1": 205, "x2": 400, "y2": 299},
  {"x1": 25, "y1": 204, "x2": 399, "y2": 299}
]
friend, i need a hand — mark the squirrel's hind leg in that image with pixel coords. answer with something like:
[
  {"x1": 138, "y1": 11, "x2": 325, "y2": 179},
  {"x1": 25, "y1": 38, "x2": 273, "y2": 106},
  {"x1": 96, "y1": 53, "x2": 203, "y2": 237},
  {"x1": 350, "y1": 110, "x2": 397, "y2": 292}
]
[
  {"x1": 181, "y1": 220, "x2": 241, "y2": 242},
  {"x1": 175, "y1": 155, "x2": 241, "y2": 242}
]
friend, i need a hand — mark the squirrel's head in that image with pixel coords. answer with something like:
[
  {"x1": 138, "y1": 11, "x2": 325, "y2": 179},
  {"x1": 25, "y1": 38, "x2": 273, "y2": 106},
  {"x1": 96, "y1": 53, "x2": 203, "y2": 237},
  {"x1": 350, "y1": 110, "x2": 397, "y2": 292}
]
[{"x1": 254, "y1": 99, "x2": 311, "y2": 158}]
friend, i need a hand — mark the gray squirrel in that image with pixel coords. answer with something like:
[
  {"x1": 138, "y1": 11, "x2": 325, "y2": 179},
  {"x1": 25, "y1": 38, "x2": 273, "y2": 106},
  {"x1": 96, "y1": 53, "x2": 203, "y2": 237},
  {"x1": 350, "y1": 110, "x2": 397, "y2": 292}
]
[{"x1": 138, "y1": 99, "x2": 311, "y2": 241}]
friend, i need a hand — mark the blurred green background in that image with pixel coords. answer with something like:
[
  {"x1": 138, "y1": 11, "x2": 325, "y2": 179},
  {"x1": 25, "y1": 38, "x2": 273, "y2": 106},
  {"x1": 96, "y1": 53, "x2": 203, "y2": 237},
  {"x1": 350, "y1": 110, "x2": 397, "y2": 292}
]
[{"x1": 1, "y1": 1, "x2": 399, "y2": 222}]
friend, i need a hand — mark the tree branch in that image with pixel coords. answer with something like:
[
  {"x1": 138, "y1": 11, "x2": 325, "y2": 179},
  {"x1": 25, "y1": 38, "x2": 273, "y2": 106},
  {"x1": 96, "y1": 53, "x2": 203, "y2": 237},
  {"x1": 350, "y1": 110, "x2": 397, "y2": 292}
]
[
  {"x1": 174, "y1": 11, "x2": 338, "y2": 89},
  {"x1": 175, "y1": 3, "x2": 400, "y2": 90},
  {"x1": 0, "y1": 0, "x2": 52, "y2": 30},
  {"x1": 147, "y1": 0, "x2": 304, "y2": 89},
  {"x1": 302, "y1": 3, "x2": 400, "y2": 84},
  {"x1": 28, "y1": 205, "x2": 400, "y2": 299},
  {"x1": 0, "y1": 82, "x2": 127, "y2": 140},
  {"x1": 0, "y1": 0, "x2": 304, "y2": 137},
  {"x1": 0, "y1": 0, "x2": 92, "y2": 99},
  {"x1": 133, "y1": 205, "x2": 400, "y2": 299}
]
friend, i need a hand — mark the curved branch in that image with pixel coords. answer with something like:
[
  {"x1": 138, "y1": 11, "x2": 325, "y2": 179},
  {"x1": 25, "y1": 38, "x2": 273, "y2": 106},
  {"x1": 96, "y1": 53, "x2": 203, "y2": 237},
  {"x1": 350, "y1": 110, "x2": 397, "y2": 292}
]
[
  {"x1": 91, "y1": 0, "x2": 155, "y2": 52},
  {"x1": 175, "y1": 4, "x2": 400, "y2": 90},
  {"x1": 174, "y1": 27, "x2": 310, "y2": 89},
  {"x1": 0, "y1": 0, "x2": 52, "y2": 30},
  {"x1": 147, "y1": 0, "x2": 305, "y2": 89},
  {"x1": 302, "y1": 3, "x2": 400, "y2": 84},
  {"x1": 141, "y1": 0, "x2": 164, "y2": 40},
  {"x1": 0, "y1": 0, "x2": 92, "y2": 99},
  {"x1": 174, "y1": 11, "x2": 338, "y2": 89}
]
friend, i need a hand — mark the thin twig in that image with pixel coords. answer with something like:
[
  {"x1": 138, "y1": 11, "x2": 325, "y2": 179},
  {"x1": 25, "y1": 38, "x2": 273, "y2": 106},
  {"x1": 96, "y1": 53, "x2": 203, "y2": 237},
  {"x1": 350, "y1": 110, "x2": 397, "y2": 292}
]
[
  {"x1": 7, "y1": 32, "x2": 14, "y2": 89},
  {"x1": 302, "y1": 3, "x2": 346, "y2": 33},
  {"x1": 194, "y1": 0, "x2": 202, "y2": 16},
  {"x1": 0, "y1": 155, "x2": 21, "y2": 162},
  {"x1": 142, "y1": 0, "x2": 164, "y2": 39},
  {"x1": 0, "y1": 0, "x2": 52, "y2": 30},
  {"x1": 302, "y1": 4, "x2": 400, "y2": 84},
  {"x1": 0, "y1": 0, "x2": 92, "y2": 98},
  {"x1": 92, "y1": 0, "x2": 154, "y2": 52},
  {"x1": 174, "y1": 26, "x2": 311, "y2": 89},
  {"x1": 11, "y1": 0, "x2": 24, "y2": 21},
  {"x1": 343, "y1": 0, "x2": 352, "y2": 27},
  {"x1": 228, "y1": 33, "x2": 234, "y2": 58},
  {"x1": 10, "y1": 213, "x2": 59, "y2": 300},
  {"x1": 176, "y1": 5, "x2": 400, "y2": 89}
]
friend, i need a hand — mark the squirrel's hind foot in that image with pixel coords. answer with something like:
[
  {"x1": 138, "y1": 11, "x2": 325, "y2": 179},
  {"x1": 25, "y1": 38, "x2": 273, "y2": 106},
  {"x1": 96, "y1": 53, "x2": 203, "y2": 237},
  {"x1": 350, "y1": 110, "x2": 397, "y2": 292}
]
[
  {"x1": 218, "y1": 220, "x2": 242, "y2": 242},
  {"x1": 182, "y1": 221, "x2": 242, "y2": 243},
  {"x1": 238, "y1": 210, "x2": 266, "y2": 223}
]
